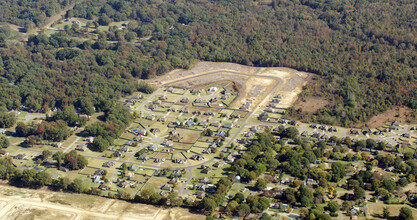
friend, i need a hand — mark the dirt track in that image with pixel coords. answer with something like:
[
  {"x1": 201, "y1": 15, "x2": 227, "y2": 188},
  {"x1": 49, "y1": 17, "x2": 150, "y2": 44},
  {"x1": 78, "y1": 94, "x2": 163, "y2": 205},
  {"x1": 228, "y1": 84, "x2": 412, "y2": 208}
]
[{"x1": 0, "y1": 184, "x2": 204, "y2": 220}]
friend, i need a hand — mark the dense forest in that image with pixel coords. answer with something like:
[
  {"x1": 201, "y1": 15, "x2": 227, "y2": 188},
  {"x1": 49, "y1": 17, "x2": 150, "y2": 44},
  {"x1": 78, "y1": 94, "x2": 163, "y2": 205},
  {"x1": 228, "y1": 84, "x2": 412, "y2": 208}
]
[{"x1": 0, "y1": 0, "x2": 416, "y2": 126}]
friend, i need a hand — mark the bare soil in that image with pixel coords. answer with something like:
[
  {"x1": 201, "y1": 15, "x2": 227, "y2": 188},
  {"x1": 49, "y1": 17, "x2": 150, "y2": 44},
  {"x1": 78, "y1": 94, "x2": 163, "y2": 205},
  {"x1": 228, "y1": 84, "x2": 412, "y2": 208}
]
[
  {"x1": 294, "y1": 97, "x2": 329, "y2": 113},
  {"x1": 0, "y1": 183, "x2": 204, "y2": 220},
  {"x1": 364, "y1": 106, "x2": 414, "y2": 128}
]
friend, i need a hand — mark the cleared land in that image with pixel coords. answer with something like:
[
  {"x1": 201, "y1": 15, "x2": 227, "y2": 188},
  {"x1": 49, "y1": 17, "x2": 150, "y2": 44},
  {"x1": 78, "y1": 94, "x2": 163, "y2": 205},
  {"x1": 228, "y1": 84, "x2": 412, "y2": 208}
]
[{"x1": 0, "y1": 183, "x2": 204, "y2": 220}]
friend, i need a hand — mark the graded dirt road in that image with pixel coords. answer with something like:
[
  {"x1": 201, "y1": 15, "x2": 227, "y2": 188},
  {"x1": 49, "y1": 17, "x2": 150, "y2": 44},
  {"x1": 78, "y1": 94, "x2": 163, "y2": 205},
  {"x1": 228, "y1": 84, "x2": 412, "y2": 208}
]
[{"x1": 0, "y1": 183, "x2": 204, "y2": 220}]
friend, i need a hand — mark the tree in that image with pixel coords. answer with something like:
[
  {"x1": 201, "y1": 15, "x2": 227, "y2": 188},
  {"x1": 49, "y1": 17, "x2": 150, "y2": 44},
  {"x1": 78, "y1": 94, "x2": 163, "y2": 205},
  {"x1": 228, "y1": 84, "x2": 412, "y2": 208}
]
[
  {"x1": 255, "y1": 179, "x2": 267, "y2": 191},
  {"x1": 382, "y1": 179, "x2": 396, "y2": 192},
  {"x1": 98, "y1": 15, "x2": 112, "y2": 26},
  {"x1": 399, "y1": 207, "x2": 413, "y2": 220},
  {"x1": 331, "y1": 162, "x2": 346, "y2": 182},
  {"x1": 71, "y1": 178, "x2": 84, "y2": 193},
  {"x1": 200, "y1": 197, "x2": 217, "y2": 213},
  {"x1": 234, "y1": 192, "x2": 245, "y2": 202},
  {"x1": 42, "y1": 150, "x2": 52, "y2": 161},
  {"x1": 382, "y1": 207, "x2": 390, "y2": 219},
  {"x1": 227, "y1": 200, "x2": 239, "y2": 213},
  {"x1": 328, "y1": 201, "x2": 340, "y2": 213},
  {"x1": 92, "y1": 136, "x2": 110, "y2": 152},
  {"x1": 53, "y1": 151, "x2": 65, "y2": 168},
  {"x1": 298, "y1": 185, "x2": 313, "y2": 207},
  {"x1": 283, "y1": 127, "x2": 299, "y2": 139},
  {"x1": 260, "y1": 213, "x2": 271, "y2": 220},
  {"x1": 0, "y1": 136, "x2": 10, "y2": 148},
  {"x1": 353, "y1": 187, "x2": 365, "y2": 200},
  {"x1": 237, "y1": 203, "x2": 250, "y2": 217}
]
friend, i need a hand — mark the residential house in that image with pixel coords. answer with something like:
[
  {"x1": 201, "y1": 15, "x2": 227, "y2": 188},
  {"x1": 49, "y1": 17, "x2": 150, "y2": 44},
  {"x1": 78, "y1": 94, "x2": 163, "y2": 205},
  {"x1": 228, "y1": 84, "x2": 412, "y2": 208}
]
[
  {"x1": 102, "y1": 161, "x2": 114, "y2": 167},
  {"x1": 150, "y1": 128, "x2": 160, "y2": 134},
  {"x1": 203, "y1": 148, "x2": 213, "y2": 154},
  {"x1": 350, "y1": 129, "x2": 360, "y2": 135},
  {"x1": 128, "y1": 164, "x2": 138, "y2": 171},
  {"x1": 163, "y1": 141, "x2": 174, "y2": 147},
  {"x1": 191, "y1": 155, "x2": 204, "y2": 160},
  {"x1": 222, "y1": 90, "x2": 232, "y2": 95},
  {"x1": 224, "y1": 123, "x2": 233, "y2": 129},
  {"x1": 185, "y1": 119, "x2": 196, "y2": 127},
  {"x1": 301, "y1": 131, "x2": 309, "y2": 137},
  {"x1": 190, "y1": 89, "x2": 200, "y2": 94},
  {"x1": 288, "y1": 120, "x2": 298, "y2": 126},
  {"x1": 211, "y1": 121, "x2": 220, "y2": 127},
  {"x1": 125, "y1": 171, "x2": 135, "y2": 178},
  {"x1": 138, "y1": 156, "x2": 149, "y2": 161},
  {"x1": 213, "y1": 161, "x2": 225, "y2": 168},
  {"x1": 194, "y1": 98, "x2": 202, "y2": 103},
  {"x1": 259, "y1": 112, "x2": 269, "y2": 122},
  {"x1": 329, "y1": 127, "x2": 338, "y2": 132},
  {"x1": 33, "y1": 166, "x2": 44, "y2": 172},
  {"x1": 319, "y1": 125, "x2": 328, "y2": 131},
  {"x1": 93, "y1": 175, "x2": 101, "y2": 183},
  {"x1": 94, "y1": 169, "x2": 105, "y2": 175},
  {"x1": 99, "y1": 184, "x2": 111, "y2": 190},
  {"x1": 271, "y1": 98, "x2": 281, "y2": 103},
  {"x1": 76, "y1": 144, "x2": 87, "y2": 151},
  {"x1": 220, "y1": 113, "x2": 230, "y2": 118},
  {"x1": 154, "y1": 158, "x2": 165, "y2": 163},
  {"x1": 85, "y1": 136, "x2": 94, "y2": 143},
  {"x1": 312, "y1": 133, "x2": 321, "y2": 139},
  {"x1": 148, "y1": 144, "x2": 159, "y2": 151},
  {"x1": 208, "y1": 87, "x2": 217, "y2": 92},
  {"x1": 173, "y1": 158, "x2": 185, "y2": 164},
  {"x1": 169, "y1": 177, "x2": 179, "y2": 184},
  {"x1": 172, "y1": 170, "x2": 182, "y2": 177},
  {"x1": 199, "y1": 177, "x2": 209, "y2": 183},
  {"x1": 166, "y1": 87, "x2": 174, "y2": 92},
  {"x1": 52, "y1": 142, "x2": 63, "y2": 148},
  {"x1": 224, "y1": 155, "x2": 235, "y2": 162},
  {"x1": 15, "y1": 154, "x2": 29, "y2": 160},
  {"x1": 118, "y1": 180, "x2": 131, "y2": 188},
  {"x1": 265, "y1": 108, "x2": 274, "y2": 113},
  {"x1": 158, "y1": 116, "x2": 167, "y2": 122},
  {"x1": 202, "y1": 166, "x2": 212, "y2": 174},
  {"x1": 133, "y1": 136, "x2": 143, "y2": 142},
  {"x1": 205, "y1": 111, "x2": 215, "y2": 116},
  {"x1": 278, "y1": 119, "x2": 286, "y2": 124},
  {"x1": 0, "y1": 129, "x2": 5, "y2": 134},
  {"x1": 170, "y1": 130, "x2": 178, "y2": 135},
  {"x1": 113, "y1": 151, "x2": 122, "y2": 158},
  {"x1": 181, "y1": 98, "x2": 189, "y2": 103},
  {"x1": 138, "y1": 129, "x2": 147, "y2": 136},
  {"x1": 146, "y1": 115, "x2": 156, "y2": 121},
  {"x1": 0, "y1": 150, "x2": 8, "y2": 156},
  {"x1": 159, "y1": 95, "x2": 167, "y2": 100},
  {"x1": 197, "y1": 191, "x2": 206, "y2": 199},
  {"x1": 161, "y1": 184, "x2": 172, "y2": 191},
  {"x1": 199, "y1": 121, "x2": 208, "y2": 127}
]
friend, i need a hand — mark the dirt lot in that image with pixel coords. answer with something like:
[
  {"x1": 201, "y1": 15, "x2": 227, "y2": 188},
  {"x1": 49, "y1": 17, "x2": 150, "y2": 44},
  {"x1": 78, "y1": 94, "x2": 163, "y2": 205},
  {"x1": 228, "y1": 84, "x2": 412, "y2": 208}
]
[
  {"x1": 293, "y1": 96, "x2": 329, "y2": 113},
  {"x1": 363, "y1": 106, "x2": 415, "y2": 128},
  {"x1": 0, "y1": 183, "x2": 204, "y2": 220}
]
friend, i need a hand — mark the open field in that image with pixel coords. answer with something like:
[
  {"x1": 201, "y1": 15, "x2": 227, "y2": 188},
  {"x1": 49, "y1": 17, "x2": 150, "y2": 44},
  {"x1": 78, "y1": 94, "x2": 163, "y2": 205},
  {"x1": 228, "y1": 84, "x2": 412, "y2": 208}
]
[{"x1": 0, "y1": 183, "x2": 204, "y2": 220}]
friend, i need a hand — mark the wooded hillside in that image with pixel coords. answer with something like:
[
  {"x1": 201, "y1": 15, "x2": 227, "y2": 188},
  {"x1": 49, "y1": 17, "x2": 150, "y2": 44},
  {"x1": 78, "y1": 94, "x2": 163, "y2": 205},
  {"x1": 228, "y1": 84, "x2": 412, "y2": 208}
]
[{"x1": 0, "y1": 0, "x2": 416, "y2": 126}]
